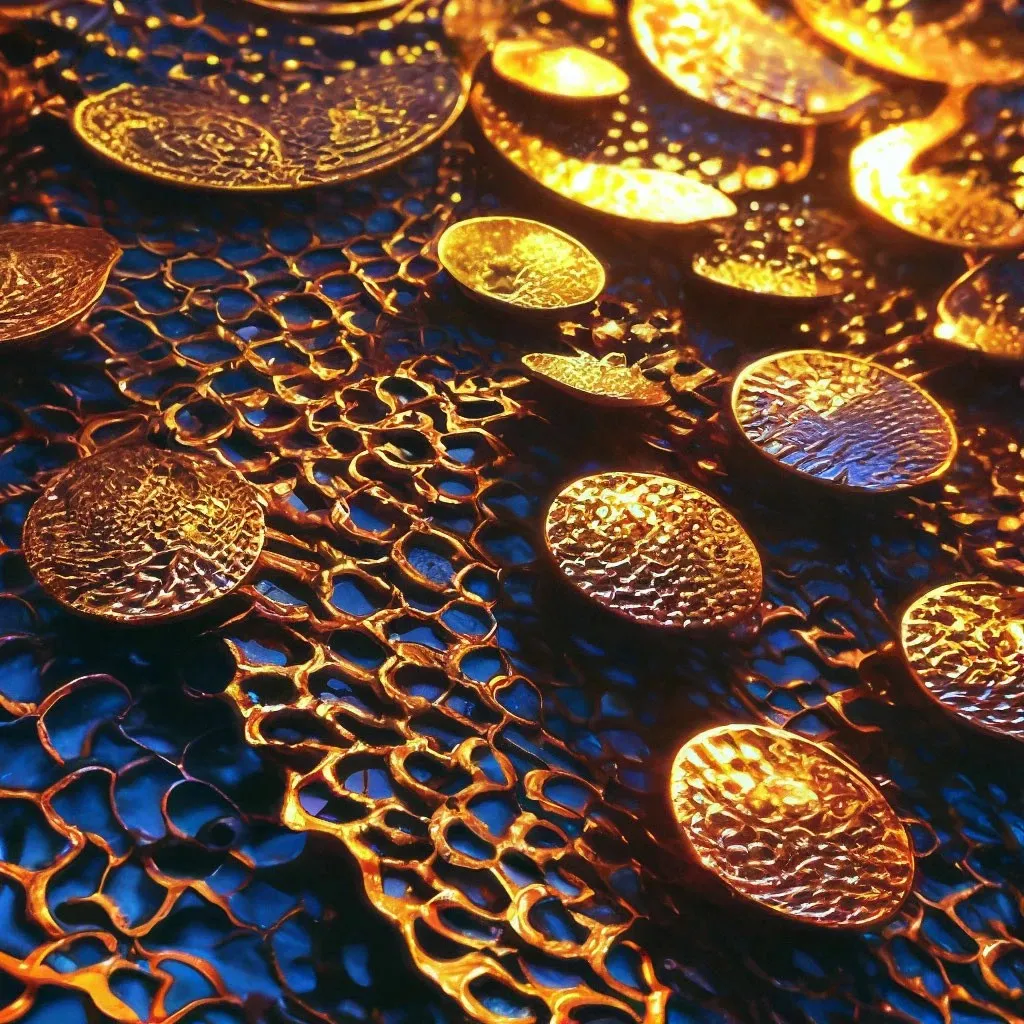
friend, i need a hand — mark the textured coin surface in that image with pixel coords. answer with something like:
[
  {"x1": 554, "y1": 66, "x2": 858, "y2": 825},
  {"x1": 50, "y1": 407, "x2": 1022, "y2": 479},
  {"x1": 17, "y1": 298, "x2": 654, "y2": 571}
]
[
  {"x1": 671, "y1": 724, "x2": 914, "y2": 928},
  {"x1": 73, "y1": 61, "x2": 466, "y2": 191},
  {"x1": 900, "y1": 581, "x2": 1024, "y2": 743},
  {"x1": 0, "y1": 224, "x2": 121, "y2": 344},
  {"x1": 438, "y1": 216, "x2": 605, "y2": 312},
  {"x1": 544, "y1": 471, "x2": 762, "y2": 630},
  {"x1": 523, "y1": 351, "x2": 668, "y2": 406},
  {"x1": 492, "y1": 39, "x2": 629, "y2": 100},
  {"x1": 24, "y1": 447, "x2": 265, "y2": 623},
  {"x1": 731, "y1": 350, "x2": 957, "y2": 492},
  {"x1": 630, "y1": 0, "x2": 878, "y2": 125}
]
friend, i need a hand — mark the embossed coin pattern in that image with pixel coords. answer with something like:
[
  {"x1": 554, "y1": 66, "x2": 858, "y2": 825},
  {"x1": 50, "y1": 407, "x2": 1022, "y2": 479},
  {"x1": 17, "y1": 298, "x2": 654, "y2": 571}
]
[
  {"x1": 438, "y1": 216, "x2": 605, "y2": 312},
  {"x1": 630, "y1": 0, "x2": 879, "y2": 125},
  {"x1": 24, "y1": 446, "x2": 265, "y2": 623},
  {"x1": 72, "y1": 61, "x2": 466, "y2": 191},
  {"x1": 671, "y1": 724, "x2": 915, "y2": 928},
  {"x1": 544, "y1": 471, "x2": 763, "y2": 630},
  {"x1": 0, "y1": 224, "x2": 121, "y2": 344},
  {"x1": 492, "y1": 38, "x2": 629, "y2": 101},
  {"x1": 731, "y1": 350, "x2": 957, "y2": 493},
  {"x1": 522, "y1": 351, "x2": 668, "y2": 406},
  {"x1": 900, "y1": 581, "x2": 1024, "y2": 743}
]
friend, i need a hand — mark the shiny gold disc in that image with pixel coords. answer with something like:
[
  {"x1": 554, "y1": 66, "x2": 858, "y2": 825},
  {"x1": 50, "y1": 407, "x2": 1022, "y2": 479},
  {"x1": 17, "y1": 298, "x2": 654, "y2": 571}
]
[
  {"x1": 900, "y1": 581, "x2": 1024, "y2": 743},
  {"x1": 24, "y1": 446, "x2": 266, "y2": 623},
  {"x1": 0, "y1": 224, "x2": 121, "y2": 345},
  {"x1": 671, "y1": 724, "x2": 914, "y2": 928},
  {"x1": 630, "y1": 0, "x2": 879, "y2": 125},
  {"x1": 492, "y1": 39, "x2": 629, "y2": 101},
  {"x1": 437, "y1": 216, "x2": 605, "y2": 313},
  {"x1": 934, "y1": 254, "x2": 1024, "y2": 363},
  {"x1": 243, "y1": 0, "x2": 401, "y2": 17},
  {"x1": 544, "y1": 471, "x2": 762, "y2": 630},
  {"x1": 558, "y1": 0, "x2": 617, "y2": 17},
  {"x1": 72, "y1": 61, "x2": 466, "y2": 192},
  {"x1": 522, "y1": 351, "x2": 668, "y2": 406},
  {"x1": 731, "y1": 350, "x2": 957, "y2": 493}
]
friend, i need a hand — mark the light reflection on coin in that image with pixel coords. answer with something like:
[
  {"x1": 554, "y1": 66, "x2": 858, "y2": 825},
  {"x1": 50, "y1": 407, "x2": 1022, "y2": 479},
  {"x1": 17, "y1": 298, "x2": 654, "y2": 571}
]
[
  {"x1": 438, "y1": 216, "x2": 605, "y2": 313},
  {"x1": 523, "y1": 350, "x2": 667, "y2": 405},
  {"x1": 243, "y1": 0, "x2": 401, "y2": 15},
  {"x1": 558, "y1": 0, "x2": 617, "y2": 17},
  {"x1": 492, "y1": 38, "x2": 629, "y2": 101},
  {"x1": 671, "y1": 724, "x2": 914, "y2": 928},
  {"x1": 900, "y1": 581, "x2": 1024, "y2": 743}
]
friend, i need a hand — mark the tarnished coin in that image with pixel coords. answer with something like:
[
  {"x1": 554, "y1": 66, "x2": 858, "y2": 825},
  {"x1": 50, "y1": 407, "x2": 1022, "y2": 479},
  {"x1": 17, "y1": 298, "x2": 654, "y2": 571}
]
[
  {"x1": 492, "y1": 38, "x2": 629, "y2": 101},
  {"x1": 0, "y1": 224, "x2": 121, "y2": 345},
  {"x1": 438, "y1": 216, "x2": 604, "y2": 313},
  {"x1": 900, "y1": 581, "x2": 1024, "y2": 743},
  {"x1": 24, "y1": 446, "x2": 265, "y2": 623},
  {"x1": 935, "y1": 254, "x2": 1024, "y2": 363},
  {"x1": 731, "y1": 350, "x2": 957, "y2": 493},
  {"x1": 523, "y1": 351, "x2": 668, "y2": 406},
  {"x1": 544, "y1": 471, "x2": 762, "y2": 630},
  {"x1": 72, "y1": 61, "x2": 466, "y2": 192},
  {"x1": 671, "y1": 724, "x2": 914, "y2": 928},
  {"x1": 630, "y1": 0, "x2": 879, "y2": 125}
]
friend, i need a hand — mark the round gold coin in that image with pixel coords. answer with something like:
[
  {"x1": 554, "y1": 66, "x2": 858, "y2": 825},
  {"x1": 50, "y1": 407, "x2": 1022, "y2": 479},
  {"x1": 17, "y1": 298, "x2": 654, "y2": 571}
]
[
  {"x1": 438, "y1": 216, "x2": 605, "y2": 313},
  {"x1": 544, "y1": 471, "x2": 762, "y2": 630},
  {"x1": 731, "y1": 350, "x2": 957, "y2": 493},
  {"x1": 24, "y1": 446, "x2": 265, "y2": 623},
  {"x1": 0, "y1": 224, "x2": 121, "y2": 345},
  {"x1": 900, "y1": 581, "x2": 1024, "y2": 743},
  {"x1": 522, "y1": 351, "x2": 668, "y2": 406},
  {"x1": 671, "y1": 724, "x2": 915, "y2": 928},
  {"x1": 492, "y1": 39, "x2": 629, "y2": 101}
]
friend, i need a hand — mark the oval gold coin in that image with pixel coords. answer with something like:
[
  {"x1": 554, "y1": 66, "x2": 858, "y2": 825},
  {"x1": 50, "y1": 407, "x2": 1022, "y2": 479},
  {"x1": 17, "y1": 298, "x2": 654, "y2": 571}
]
[
  {"x1": 0, "y1": 224, "x2": 121, "y2": 345},
  {"x1": 731, "y1": 350, "x2": 957, "y2": 493},
  {"x1": 24, "y1": 446, "x2": 265, "y2": 624},
  {"x1": 671, "y1": 724, "x2": 914, "y2": 928},
  {"x1": 438, "y1": 216, "x2": 605, "y2": 313},
  {"x1": 900, "y1": 581, "x2": 1024, "y2": 743},
  {"x1": 492, "y1": 39, "x2": 629, "y2": 101},
  {"x1": 558, "y1": 0, "x2": 617, "y2": 17},
  {"x1": 522, "y1": 351, "x2": 667, "y2": 406},
  {"x1": 544, "y1": 471, "x2": 762, "y2": 630}
]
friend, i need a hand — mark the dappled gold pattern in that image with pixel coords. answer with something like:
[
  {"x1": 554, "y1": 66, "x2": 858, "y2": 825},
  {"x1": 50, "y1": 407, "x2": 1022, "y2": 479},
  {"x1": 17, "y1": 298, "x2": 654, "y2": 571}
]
[
  {"x1": 935, "y1": 254, "x2": 1024, "y2": 362},
  {"x1": 523, "y1": 350, "x2": 668, "y2": 405},
  {"x1": 671, "y1": 724, "x2": 914, "y2": 927},
  {"x1": 492, "y1": 38, "x2": 629, "y2": 100}
]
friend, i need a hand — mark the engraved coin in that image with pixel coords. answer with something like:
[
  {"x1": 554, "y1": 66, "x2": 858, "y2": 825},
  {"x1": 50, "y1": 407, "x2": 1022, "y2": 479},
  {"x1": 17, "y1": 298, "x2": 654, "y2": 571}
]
[
  {"x1": 731, "y1": 350, "x2": 957, "y2": 493},
  {"x1": 0, "y1": 224, "x2": 121, "y2": 345},
  {"x1": 72, "y1": 61, "x2": 466, "y2": 192},
  {"x1": 630, "y1": 0, "x2": 878, "y2": 125},
  {"x1": 24, "y1": 446, "x2": 265, "y2": 623},
  {"x1": 544, "y1": 471, "x2": 762, "y2": 630},
  {"x1": 900, "y1": 581, "x2": 1024, "y2": 743},
  {"x1": 492, "y1": 38, "x2": 629, "y2": 101},
  {"x1": 522, "y1": 351, "x2": 667, "y2": 406},
  {"x1": 671, "y1": 724, "x2": 914, "y2": 928},
  {"x1": 438, "y1": 216, "x2": 604, "y2": 313}
]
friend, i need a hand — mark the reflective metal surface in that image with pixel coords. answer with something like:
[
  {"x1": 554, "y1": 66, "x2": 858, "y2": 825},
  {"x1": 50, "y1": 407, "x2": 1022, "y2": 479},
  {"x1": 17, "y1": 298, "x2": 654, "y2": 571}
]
[
  {"x1": 491, "y1": 37, "x2": 629, "y2": 100},
  {"x1": 522, "y1": 350, "x2": 668, "y2": 405}
]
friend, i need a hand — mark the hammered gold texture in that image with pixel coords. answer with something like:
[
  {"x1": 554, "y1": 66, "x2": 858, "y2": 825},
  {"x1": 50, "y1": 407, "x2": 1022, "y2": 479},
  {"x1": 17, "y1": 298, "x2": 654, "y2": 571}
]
[
  {"x1": 545, "y1": 471, "x2": 763, "y2": 629},
  {"x1": 24, "y1": 446, "x2": 265, "y2": 622},
  {"x1": 671, "y1": 725, "x2": 914, "y2": 927},
  {"x1": 0, "y1": 223, "x2": 121, "y2": 344},
  {"x1": 522, "y1": 351, "x2": 668, "y2": 405},
  {"x1": 936, "y1": 253, "x2": 1024, "y2": 362},
  {"x1": 732, "y1": 350, "x2": 958, "y2": 492},
  {"x1": 900, "y1": 581, "x2": 1024, "y2": 742}
]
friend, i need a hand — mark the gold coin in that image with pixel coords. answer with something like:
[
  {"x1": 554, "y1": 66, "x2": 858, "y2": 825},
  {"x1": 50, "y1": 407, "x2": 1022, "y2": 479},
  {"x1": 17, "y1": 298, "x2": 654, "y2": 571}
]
[
  {"x1": 492, "y1": 38, "x2": 629, "y2": 101},
  {"x1": 558, "y1": 0, "x2": 617, "y2": 17},
  {"x1": 243, "y1": 0, "x2": 401, "y2": 16},
  {"x1": 24, "y1": 446, "x2": 265, "y2": 623},
  {"x1": 934, "y1": 254, "x2": 1024, "y2": 363},
  {"x1": 438, "y1": 216, "x2": 604, "y2": 313},
  {"x1": 792, "y1": 0, "x2": 1024, "y2": 86},
  {"x1": 0, "y1": 224, "x2": 121, "y2": 345},
  {"x1": 900, "y1": 581, "x2": 1024, "y2": 743},
  {"x1": 523, "y1": 350, "x2": 668, "y2": 406},
  {"x1": 630, "y1": 0, "x2": 878, "y2": 125},
  {"x1": 544, "y1": 471, "x2": 762, "y2": 630},
  {"x1": 72, "y1": 61, "x2": 466, "y2": 192},
  {"x1": 731, "y1": 350, "x2": 957, "y2": 493},
  {"x1": 671, "y1": 724, "x2": 914, "y2": 928}
]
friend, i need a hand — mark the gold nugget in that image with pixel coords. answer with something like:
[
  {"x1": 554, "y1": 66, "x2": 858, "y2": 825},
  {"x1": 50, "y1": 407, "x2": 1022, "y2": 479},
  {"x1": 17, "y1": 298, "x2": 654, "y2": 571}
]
[
  {"x1": 523, "y1": 351, "x2": 668, "y2": 405},
  {"x1": 492, "y1": 39, "x2": 629, "y2": 101},
  {"x1": 24, "y1": 446, "x2": 265, "y2": 623},
  {"x1": 671, "y1": 724, "x2": 914, "y2": 928},
  {"x1": 544, "y1": 471, "x2": 762, "y2": 630},
  {"x1": 438, "y1": 216, "x2": 605, "y2": 313},
  {"x1": 0, "y1": 224, "x2": 121, "y2": 345},
  {"x1": 731, "y1": 350, "x2": 957, "y2": 493},
  {"x1": 901, "y1": 581, "x2": 1024, "y2": 743}
]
